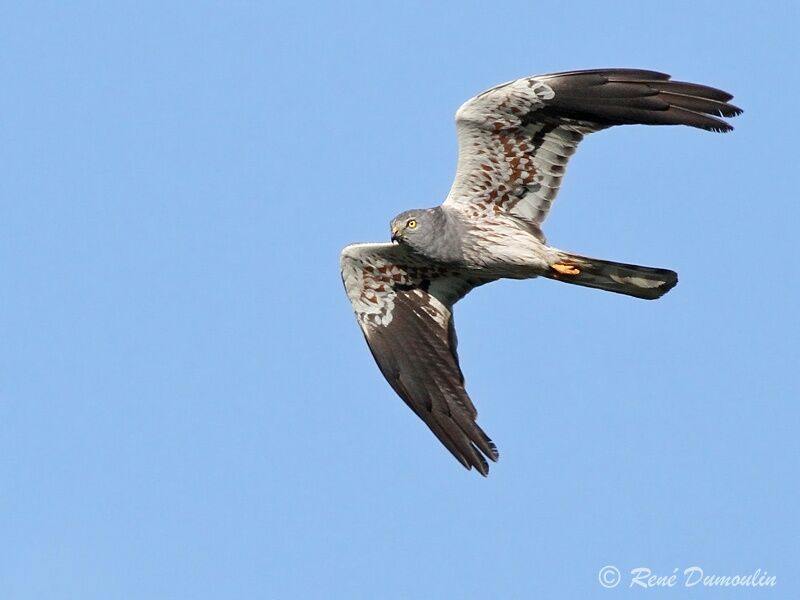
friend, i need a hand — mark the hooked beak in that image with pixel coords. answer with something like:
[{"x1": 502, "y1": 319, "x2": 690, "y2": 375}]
[{"x1": 391, "y1": 226, "x2": 400, "y2": 243}]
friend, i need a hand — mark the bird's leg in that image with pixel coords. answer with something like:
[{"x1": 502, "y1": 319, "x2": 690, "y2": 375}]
[{"x1": 551, "y1": 262, "x2": 581, "y2": 276}]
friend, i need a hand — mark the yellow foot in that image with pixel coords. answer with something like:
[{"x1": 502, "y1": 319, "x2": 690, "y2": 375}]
[{"x1": 551, "y1": 263, "x2": 581, "y2": 276}]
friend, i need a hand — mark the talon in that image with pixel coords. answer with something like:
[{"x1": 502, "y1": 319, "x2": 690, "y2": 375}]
[{"x1": 551, "y1": 263, "x2": 580, "y2": 276}]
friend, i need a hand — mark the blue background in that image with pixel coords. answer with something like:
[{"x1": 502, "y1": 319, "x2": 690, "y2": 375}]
[{"x1": 2, "y1": 2, "x2": 797, "y2": 598}]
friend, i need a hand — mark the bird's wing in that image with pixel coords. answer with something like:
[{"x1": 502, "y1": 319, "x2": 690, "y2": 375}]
[
  {"x1": 340, "y1": 242, "x2": 498, "y2": 475},
  {"x1": 443, "y1": 68, "x2": 742, "y2": 240}
]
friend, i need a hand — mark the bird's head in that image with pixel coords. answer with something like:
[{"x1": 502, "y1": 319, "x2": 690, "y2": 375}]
[{"x1": 390, "y1": 209, "x2": 435, "y2": 248}]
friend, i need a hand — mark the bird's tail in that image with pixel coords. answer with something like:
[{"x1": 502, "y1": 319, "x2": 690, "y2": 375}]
[{"x1": 542, "y1": 251, "x2": 678, "y2": 300}]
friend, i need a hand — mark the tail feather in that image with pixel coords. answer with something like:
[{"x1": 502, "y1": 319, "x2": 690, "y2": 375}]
[{"x1": 544, "y1": 252, "x2": 678, "y2": 300}]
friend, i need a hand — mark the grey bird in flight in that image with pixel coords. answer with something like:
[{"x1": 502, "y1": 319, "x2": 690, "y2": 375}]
[{"x1": 340, "y1": 68, "x2": 741, "y2": 475}]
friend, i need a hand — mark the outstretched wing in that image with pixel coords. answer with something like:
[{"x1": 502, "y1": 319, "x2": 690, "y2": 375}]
[
  {"x1": 443, "y1": 68, "x2": 742, "y2": 240},
  {"x1": 340, "y1": 242, "x2": 498, "y2": 475}
]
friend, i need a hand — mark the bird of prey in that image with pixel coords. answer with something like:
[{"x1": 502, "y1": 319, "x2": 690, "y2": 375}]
[{"x1": 340, "y1": 68, "x2": 740, "y2": 475}]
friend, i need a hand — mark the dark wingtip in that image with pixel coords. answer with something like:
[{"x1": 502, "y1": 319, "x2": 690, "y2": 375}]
[
  {"x1": 487, "y1": 439, "x2": 500, "y2": 462},
  {"x1": 539, "y1": 68, "x2": 741, "y2": 133},
  {"x1": 704, "y1": 122, "x2": 735, "y2": 134},
  {"x1": 475, "y1": 451, "x2": 490, "y2": 476},
  {"x1": 725, "y1": 104, "x2": 744, "y2": 118},
  {"x1": 453, "y1": 438, "x2": 497, "y2": 476},
  {"x1": 473, "y1": 440, "x2": 498, "y2": 476},
  {"x1": 709, "y1": 104, "x2": 743, "y2": 133}
]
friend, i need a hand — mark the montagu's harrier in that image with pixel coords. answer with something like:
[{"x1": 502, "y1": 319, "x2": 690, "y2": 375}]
[{"x1": 340, "y1": 68, "x2": 740, "y2": 475}]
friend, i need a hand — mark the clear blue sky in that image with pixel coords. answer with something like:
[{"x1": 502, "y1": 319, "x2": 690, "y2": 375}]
[{"x1": 2, "y1": 2, "x2": 797, "y2": 598}]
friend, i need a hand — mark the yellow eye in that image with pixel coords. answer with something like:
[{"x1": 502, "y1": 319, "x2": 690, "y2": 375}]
[{"x1": 406, "y1": 219, "x2": 417, "y2": 229}]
